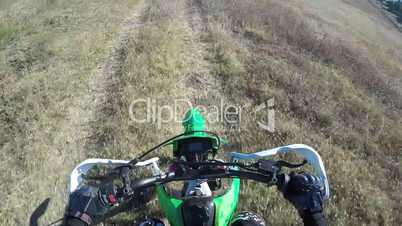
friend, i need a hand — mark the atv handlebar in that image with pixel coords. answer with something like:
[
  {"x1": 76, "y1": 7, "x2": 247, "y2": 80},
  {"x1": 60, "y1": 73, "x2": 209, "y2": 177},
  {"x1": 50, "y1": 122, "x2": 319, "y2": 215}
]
[
  {"x1": 69, "y1": 144, "x2": 329, "y2": 201},
  {"x1": 128, "y1": 166, "x2": 284, "y2": 193}
]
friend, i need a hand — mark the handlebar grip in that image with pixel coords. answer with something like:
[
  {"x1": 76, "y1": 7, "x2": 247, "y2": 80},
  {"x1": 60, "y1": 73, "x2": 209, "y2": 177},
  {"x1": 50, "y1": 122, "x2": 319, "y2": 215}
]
[
  {"x1": 128, "y1": 170, "x2": 284, "y2": 193},
  {"x1": 276, "y1": 173, "x2": 290, "y2": 191},
  {"x1": 121, "y1": 166, "x2": 132, "y2": 195},
  {"x1": 129, "y1": 172, "x2": 176, "y2": 190},
  {"x1": 130, "y1": 177, "x2": 159, "y2": 190}
]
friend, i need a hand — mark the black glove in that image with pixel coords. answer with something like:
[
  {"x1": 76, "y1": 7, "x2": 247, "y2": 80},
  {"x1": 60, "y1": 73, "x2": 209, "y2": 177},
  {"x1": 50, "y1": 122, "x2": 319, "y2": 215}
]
[
  {"x1": 279, "y1": 172, "x2": 326, "y2": 226},
  {"x1": 63, "y1": 183, "x2": 118, "y2": 226}
]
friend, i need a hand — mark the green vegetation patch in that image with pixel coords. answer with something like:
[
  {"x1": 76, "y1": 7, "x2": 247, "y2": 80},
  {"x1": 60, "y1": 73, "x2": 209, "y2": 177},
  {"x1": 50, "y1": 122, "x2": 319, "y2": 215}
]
[{"x1": 0, "y1": 23, "x2": 17, "y2": 49}]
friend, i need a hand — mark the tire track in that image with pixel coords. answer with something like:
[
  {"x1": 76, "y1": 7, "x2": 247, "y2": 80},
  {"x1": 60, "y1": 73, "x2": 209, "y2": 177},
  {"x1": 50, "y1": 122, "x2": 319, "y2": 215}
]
[
  {"x1": 181, "y1": 0, "x2": 218, "y2": 103},
  {"x1": 35, "y1": 1, "x2": 148, "y2": 222},
  {"x1": 86, "y1": 0, "x2": 146, "y2": 157},
  {"x1": 181, "y1": 0, "x2": 245, "y2": 146}
]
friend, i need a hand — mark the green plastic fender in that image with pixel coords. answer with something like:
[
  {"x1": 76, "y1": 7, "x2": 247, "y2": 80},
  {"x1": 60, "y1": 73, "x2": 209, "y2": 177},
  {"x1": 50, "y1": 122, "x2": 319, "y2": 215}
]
[
  {"x1": 156, "y1": 108, "x2": 240, "y2": 225},
  {"x1": 156, "y1": 178, "x2": 240, "y2": 226},
  {"x1": 213, "y1": 178, "x2": 241, "y2": 226},
  {"x1": 156, "y1": 185, "x2": 184, "y2": 226}
]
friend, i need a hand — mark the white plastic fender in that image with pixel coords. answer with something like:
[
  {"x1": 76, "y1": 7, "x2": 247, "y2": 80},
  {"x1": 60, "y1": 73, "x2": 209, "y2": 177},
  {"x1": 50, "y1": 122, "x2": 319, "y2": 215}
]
[
  {"x1": 229, "y1": 144, "x2": 330, "y2": 200},
  {"x1": 68, "y1": 157, "x2": 159, "y2": 194}
]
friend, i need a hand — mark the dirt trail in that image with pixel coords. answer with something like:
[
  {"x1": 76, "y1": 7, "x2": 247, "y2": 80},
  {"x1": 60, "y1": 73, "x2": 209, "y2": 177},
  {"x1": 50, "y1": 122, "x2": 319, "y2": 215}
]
[
  {"x1": 181, "y1": 0, "x2": 219, "y2": 104},
  {"x1": 181, "y1": 0, "x2": 230, "y2": 132},
  {"x1": 33, "y1": 1, "x2": 148, "y2": 222},
  {"x1": 41, "y1": 0, "x2": 147, "y2": 168},
  {"x1": 86, "y1": 0, "x2": 146, "y2": 155},
  {"x1": 179, "y1": 0, "x2": 245, "y2": 144}
]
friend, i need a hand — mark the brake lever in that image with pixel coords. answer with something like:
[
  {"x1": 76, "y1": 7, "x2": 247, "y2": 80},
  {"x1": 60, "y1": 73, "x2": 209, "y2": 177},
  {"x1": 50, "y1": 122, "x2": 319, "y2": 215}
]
[
  {"x1": 120, "y1": 166, "x2": 133, "y2": 196},
  {"x1": 257, "y1": 159, "x2": 280, "y2": 173},
  {"x1": 277, "y1": 159, "x2": 307, "y2": 168},
  {"x1": 253, "y1": 160, "x2": 279, "y2": 185},
  {"x1": 255, "y1": 159, "x2": 305, "y2": 185}
]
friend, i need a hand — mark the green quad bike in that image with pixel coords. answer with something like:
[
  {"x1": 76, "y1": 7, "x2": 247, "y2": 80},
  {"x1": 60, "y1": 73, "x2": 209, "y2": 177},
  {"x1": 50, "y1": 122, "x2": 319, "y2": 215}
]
[{"x1": 64, "y1": 108, "x2": 330, "y2": 226}]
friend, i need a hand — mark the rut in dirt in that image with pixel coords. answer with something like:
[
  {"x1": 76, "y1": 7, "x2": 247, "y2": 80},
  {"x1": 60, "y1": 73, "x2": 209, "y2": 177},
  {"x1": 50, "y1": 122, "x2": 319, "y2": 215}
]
[
  {"x1": 182, "y1": 0, "x2": 221, "y2": 107},
  {"x1": 86, "y1": 0, "x2": 146, "y2": 156},
  {"x1": 182, "y1": 0, "x2": 244, "y2": 146}
]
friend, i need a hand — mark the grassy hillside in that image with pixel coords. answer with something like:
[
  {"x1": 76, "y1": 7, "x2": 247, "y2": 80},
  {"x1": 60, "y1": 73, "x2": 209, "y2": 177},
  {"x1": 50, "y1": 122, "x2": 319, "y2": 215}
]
[
  {"x1": 0, "y1": 0, "x2": 140, "y2": 224},
  {"x1": 1, "y1": 0, "x2": 402, "y2": 225},
  {"x1": 189, "y1": 1, "x2": 402, "y2": 225}
]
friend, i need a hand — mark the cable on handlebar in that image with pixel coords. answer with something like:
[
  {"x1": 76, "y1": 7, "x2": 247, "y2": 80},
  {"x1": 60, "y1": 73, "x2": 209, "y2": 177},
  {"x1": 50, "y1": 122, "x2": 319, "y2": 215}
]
[
  {"x1": 129, "y1": 131, "x2": 222, "y2": 165},
  {"x1": 277, "y1": 160, "x2": 307, "y2": 168},
  {"x1": 173, "y1": 160, "x2": 259, "y2": 173},
  {"x1": 44, "y1": 217, "x2": 63, "y2": 226},
  {"x1": 129, "y1": 168, "x2": 279, "y2": 192},
  {"x1": 173, "y1": 160, "x2": 245, "y2": 167}
]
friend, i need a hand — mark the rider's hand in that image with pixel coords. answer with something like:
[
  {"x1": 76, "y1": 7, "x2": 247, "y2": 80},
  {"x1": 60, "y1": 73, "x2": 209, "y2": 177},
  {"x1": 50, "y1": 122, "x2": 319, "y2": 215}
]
[
  {"x1": 278, "y1": 172, "x2": 327, "y2": 226},
  {"x1": 63, "y1": 183, "x2": 118, "y2": 226}
]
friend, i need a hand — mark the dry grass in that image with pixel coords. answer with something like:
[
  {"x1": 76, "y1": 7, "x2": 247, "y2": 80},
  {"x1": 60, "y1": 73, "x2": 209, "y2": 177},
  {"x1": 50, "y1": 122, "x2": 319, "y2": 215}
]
[
  {"x1": 91, "y1": 0, "x2": 189, "y2": 160},
  {"x1": 0, "y1": 0, "x2": 139, "y2": 225},
  {"x1": 94, "y1": 0, "x2": 194, "y2": 224},
  {"x1": 195, "y1": 0, "x2": 402, "y2": 225},
  {"x1": 1, "y1": 0, "x2": 402, "y2": 225}
]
